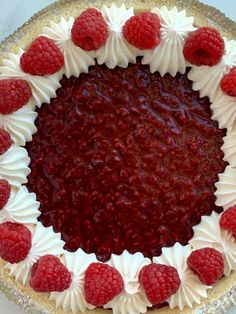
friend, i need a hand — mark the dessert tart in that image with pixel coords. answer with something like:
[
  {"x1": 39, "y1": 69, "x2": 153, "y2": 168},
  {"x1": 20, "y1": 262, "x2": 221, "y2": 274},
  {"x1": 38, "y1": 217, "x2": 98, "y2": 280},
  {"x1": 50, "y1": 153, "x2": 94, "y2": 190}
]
[{"x1": 0, "y1": 0, "x2": 236, "y2": 313}]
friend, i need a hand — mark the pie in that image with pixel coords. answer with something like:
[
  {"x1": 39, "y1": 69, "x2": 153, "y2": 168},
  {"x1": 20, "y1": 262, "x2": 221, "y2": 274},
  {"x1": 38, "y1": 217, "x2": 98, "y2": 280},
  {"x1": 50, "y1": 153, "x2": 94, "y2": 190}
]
[{"x1": 0, "y1": 1, "x2": 236, "y2": 313}]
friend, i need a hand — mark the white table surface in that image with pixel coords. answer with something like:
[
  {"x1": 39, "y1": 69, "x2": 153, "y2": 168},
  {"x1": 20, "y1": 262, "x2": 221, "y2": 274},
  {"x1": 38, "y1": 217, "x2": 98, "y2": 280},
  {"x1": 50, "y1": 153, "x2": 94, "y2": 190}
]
[{"x1": 0, "y1": 0, "x2": 236, "y2": 313}]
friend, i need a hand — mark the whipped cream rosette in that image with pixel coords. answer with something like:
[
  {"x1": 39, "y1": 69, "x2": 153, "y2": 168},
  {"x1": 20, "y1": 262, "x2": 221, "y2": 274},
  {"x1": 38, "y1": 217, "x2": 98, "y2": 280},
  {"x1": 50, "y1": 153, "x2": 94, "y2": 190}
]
[
  {"x1": 42, "y1": 17, "x2": 95, "y2": 78},
  {"x1": 142, "y1": 6, "x2": 195, "y2": 76},
  {"x1": 0, "y1": 50, "x2": 61, "y2": 108},
  {"x1": 0, "y1": 103, "x2": 37, "y2": 146},
  {"x1": 105, "y1": 251, "x2": 152, "y2": 314},
  {"x1": 6, "y1": 222, "x2": 65, "y2": 285},
  {"x1": 50, "y1": 250, "x2": 97, "y2": 313},
  {"x1": 188, "y1": 40, "x2": 236, "y2": 102},
  {"x1": 96, "y1": 4, "x2": 139, "y2": 69},
  {"x1": 0, "y1": 146, "x2": 30, "y2": 188},
  {"x1": 0, "y1": 186, "x2": 40, "y2": 224}
]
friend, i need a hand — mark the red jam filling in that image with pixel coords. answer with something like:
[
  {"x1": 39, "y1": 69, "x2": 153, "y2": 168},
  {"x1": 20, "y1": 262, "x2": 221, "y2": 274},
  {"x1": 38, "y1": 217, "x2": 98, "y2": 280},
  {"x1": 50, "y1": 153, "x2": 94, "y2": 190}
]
[{"x1": 26, "y1": 59, "x2": 227, "y2": 261}]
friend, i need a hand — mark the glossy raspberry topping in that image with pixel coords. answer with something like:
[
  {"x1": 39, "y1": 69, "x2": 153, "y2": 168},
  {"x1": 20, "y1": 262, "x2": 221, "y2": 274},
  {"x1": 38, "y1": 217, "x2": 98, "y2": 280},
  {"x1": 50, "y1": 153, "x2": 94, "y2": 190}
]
[{"x1": 26, "y1": 59, "x2": 226, "y2": 261}]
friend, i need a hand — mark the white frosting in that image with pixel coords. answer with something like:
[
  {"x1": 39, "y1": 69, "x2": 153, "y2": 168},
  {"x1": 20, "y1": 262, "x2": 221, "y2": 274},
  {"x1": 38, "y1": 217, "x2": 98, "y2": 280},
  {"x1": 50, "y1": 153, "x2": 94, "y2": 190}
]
[
  {"x1": 96, "y1": 4, "x2": 138, "y2": 69},
  {"x1": 42, "y1": 17, "x2": 95, "y2": 78},
  {"x1": 6, "y1": 222, "x2": 65, "y2": 285},
  {"x1": 0, "y1": 146, "x2": 30, "y2": 188},
  {"x1": 211, "y1": 92, "x2": 236, "y2": 132},
  {"x1": 0, "y1": 186, "x2": 40, "y2": 224},
  {"x1": 104, "y1": 251, "x2": 151, "y2": 314},
  {"x1": 215, "y1": 165, "x2": 236, "y2": 209},
  {"x1": 0, "y1": 50, "x2": 61, "y2": 108},
  {"x1": 0, "y1": 103, "x2": 37, "y2": 146},
  {"x1": 189, "y1": 212, "x2": 236, "y2": 276},
  {"x1": 222, "y1": 132, "x2": 236, "y2": 167},
  {"x1": 142, "y1": 6, "x2": 195, "y2": 76},
  {"x1": 50, "y1": 249, "x2": 97, "y2": 314},
  {"x1": 188, "y1": 40, "x2": 236, "y2": 102},
  {"x1": 153, "y1": 243, "x2": 210, "y2": 310}
]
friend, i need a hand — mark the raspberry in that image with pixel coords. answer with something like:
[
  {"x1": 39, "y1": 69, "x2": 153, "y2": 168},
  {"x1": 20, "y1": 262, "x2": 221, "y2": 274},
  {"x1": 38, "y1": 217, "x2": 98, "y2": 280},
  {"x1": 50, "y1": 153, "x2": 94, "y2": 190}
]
[
  {"x1": 220, "y1": 206, "x2": 236, "y2": 236},
  {"x1": 0, "y1": 222, "x2": 31, "y2": 263},
  {"x1": 139, "y1": 264, "x2": 181, "y2": 304},
  {"x1": 30, "y1": 255, "x2": 71, "y2": 292},
  {"x1": 123, "y1": 12, "x2": 161, "y2": 50},
  {"x1": 0, "y1": 179, "x2": 11, "y2": 210},
  {"x1": 20, "y1": 36, "x2": 64, "y2": 76},
  {"x1": 71, "y1": 8, "x2": 108, "y2": 51},
  {"x1": 84, "y1": 262, "x2": 124, "y2": 306},
  {"x1": 183, "y1": 27, "x2": 225, "y2": 66},
  {"x1": 187, "y1": 248, "x2": 224, "y2": 285},
  {"x1": 0, "y1": 129, "x2": 12, "y2": 155},
  {"x1": 0, "y1": 79, "x2": 32, "y2": 114},
  {"x1": 220, "y1": 68, "x2": 236, "y2": 97}
]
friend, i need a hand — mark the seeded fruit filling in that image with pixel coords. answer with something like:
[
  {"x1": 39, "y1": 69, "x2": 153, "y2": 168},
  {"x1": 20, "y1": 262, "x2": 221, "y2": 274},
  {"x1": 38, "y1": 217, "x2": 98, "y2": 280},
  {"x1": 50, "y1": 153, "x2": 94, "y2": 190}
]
[{"x1": 26, "y1": 59, "x2": 227, "y2": 262}]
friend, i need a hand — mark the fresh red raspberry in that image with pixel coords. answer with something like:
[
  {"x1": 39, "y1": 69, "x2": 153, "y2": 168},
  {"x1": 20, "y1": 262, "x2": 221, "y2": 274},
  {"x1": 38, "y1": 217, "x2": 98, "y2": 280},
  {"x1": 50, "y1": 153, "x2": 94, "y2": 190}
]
[
  {"x1": 0, "y1": 179, "x2": 11, "y2": 210},
  {"x1": 30, "y1": 255, "x2": 72, "y2": 292},
  {"x1": 123, "y1": 12, "x2": 161, "y2": 50},
  {"x1": 20, "y1": 36, "x2": 64, "y2": 76},
  {"x1": 183, "y1": 27, "x2": 225, "y2": 66},
  {"x1": 84, "y1": 262, "x2": 124, "y2": 306},
  {"x1": 187, "y1": 248, "x2": 224, "y2": 285},
  {"x1": 220, "y1": 68, "x2": 236, "y2": 97},
  {"x1": 0, "y1": 129, "x2": 12, "y2": 155},
  {"x1": 139, "y1": 264, "x2": 181, "y2": 304},
  {"x1": 220, "y1": 206, "x2": 236, "y2": 236},
  {"x1": 0, "y1": 79, "x2": 32, "y2": 114},
  {"x1": 0, "y1": 222, "x2": 32, "y2": 263},
  {"x1": 71, "y1": 8, "x2": 108, "y2": 51}
]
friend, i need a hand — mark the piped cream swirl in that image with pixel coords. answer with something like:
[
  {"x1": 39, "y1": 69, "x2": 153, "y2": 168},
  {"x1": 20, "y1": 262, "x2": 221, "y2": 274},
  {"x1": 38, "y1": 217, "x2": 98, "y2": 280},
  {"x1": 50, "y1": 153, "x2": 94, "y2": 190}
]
[
  {"x1": 0, "y1": 50, "x2": 61, "y2": 108},
  {"x1": 211, "y1": 92, "x2": 236, "y2": 132},
  {"x1": 215, "y1": 166, "x2": 236, "y2": 209},
  {"x1": 0, "y1": 186, "x2": 40, "y2": 224},
  {"x1": 96, "y1": 4, "x2": 139, "y2": 69},
  {"x1": 42, "y1": 17, "x2": 95, "y2": 78},
  {"x1": 153, "y1": 243, "x2": 210, "y2": 310},
  {"x1": 6, "y1": 222, "x2": 65, "y2": 285},
  {"x1": 0, "y1": 102, "x2": 37, "y2": 146},
  {"x1": 188, "y1": 40, "x2": 236, "y2": 102},
  {"x1": 142, "y1": 6, "x2": 195, "y2": 76},
  {"x1": 222, "y1": 131, "x2": 236, "y2": 167},
  {"x1": 50, "y1": 249, "x2": 97, "y2": 314},
  {"x1": 104, "y1": 251, "x2": 151, "y2": 314},
  {"x1": 189, "y1": 212, "x2": 236, "y2": 276},
  {"x1": 0, "y1": 146, "x2": 30, "y2": 188}
]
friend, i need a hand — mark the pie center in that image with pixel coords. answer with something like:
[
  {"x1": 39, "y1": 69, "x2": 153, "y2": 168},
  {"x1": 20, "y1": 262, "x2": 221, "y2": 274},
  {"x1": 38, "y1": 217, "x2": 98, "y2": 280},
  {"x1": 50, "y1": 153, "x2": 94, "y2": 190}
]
[{"x1": 26, "y1": 58, "x2": 227, "y2": 262}]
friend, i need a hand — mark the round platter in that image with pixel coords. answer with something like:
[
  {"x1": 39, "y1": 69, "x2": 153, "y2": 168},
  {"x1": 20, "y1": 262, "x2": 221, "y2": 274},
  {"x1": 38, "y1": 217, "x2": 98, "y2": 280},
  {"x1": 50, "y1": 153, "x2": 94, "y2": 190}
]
[{"x1": 0, "y1": 0, "x2": 236, "y2": 313}]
